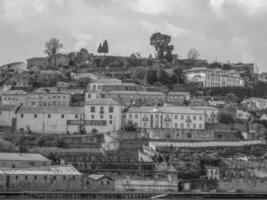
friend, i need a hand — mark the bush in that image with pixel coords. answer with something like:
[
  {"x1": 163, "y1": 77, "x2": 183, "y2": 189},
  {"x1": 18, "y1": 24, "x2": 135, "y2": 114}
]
[{"x1": 217, "y1": 111, "x2": 235, "y2": 124}]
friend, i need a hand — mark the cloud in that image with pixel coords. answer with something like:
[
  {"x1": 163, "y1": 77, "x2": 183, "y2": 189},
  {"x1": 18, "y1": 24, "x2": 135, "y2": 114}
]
[{"x1": 0, "y1": 0, "x2": 267, "y2": 71}]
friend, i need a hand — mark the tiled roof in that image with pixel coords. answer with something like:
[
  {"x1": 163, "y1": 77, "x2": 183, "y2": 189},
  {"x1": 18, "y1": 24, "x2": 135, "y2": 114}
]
[
  {"x1": 17, "y1": 106, "x2": 84, "y2": 114},
  {"x1": 127, "y1": 106, "x2": 205, "y2": 114},
  {"x1": 108, "y1": 90, "x2": 164, "y2": 95},
  {"x1": 0, "y1": 165, "x2": 81, "y2": 175},
  {"x1": 167, "y1": 91, "x2": 190, "y2": 96},
  {"x1": 86, "y1": 98, "x2": 119, "y2": 106},
  {"x1": 93, "y1": 78, "x2": 121, "y2": 84},
  {"x1": 0, "y1": 105, "x2": 19, "y2": 111},
  {"x1": 0, "y1": 153, "x2": 50, "y2": 162},
  {"x1": 32, "y1": 87, "x2": 68, "y2": 94},
  {"x1": 88, "y1": 174, "x2": 112, "y2": 180},
  {"x1": 3, "y1": 90, "x2": 27, "y2": 95}
]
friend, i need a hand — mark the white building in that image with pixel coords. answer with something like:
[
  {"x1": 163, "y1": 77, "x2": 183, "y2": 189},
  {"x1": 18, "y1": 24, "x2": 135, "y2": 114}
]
[
  {"x1": 190, "y1": 106, "x2": 218, "y2": 123},
  {"x1": 16, "y1": 106, "x2": 84, "y2": 134},
  {"x1": 0, "y1": 105, "x2": 18, "y2": 127},
  {"x1": 242, "y1": 97, "x2": 267, "y2": 111},
  {"x1": 70, "y1": 72, "x2": 98, "y2": 81},
  {"x1": 185, "y1": 67, "x2": 244, "y2": 88},
  {"x1": 125, "y1": 106, "x2": 205, "y2": 130},
  {"x1": 84, "y1": 98, "x2": 122, "y2": 133},
  {"x1": 1, "y1": 90, "x2": 27, "y2": 106}
]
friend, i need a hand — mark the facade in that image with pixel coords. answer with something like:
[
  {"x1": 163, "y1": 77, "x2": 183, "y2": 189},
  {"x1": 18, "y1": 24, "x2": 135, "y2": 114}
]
[
  {"x1": 84, "y1": 98, "x2": 122, "y2": 133},
  {"x1": 258, "y1": 72, "x2": 267, "y2": 82},
  {"x1": 242, "y1": 97, "x2": 267, "y2": 111},
  {"x1": 0, "y1": 105, "x2": 18, "y2": 127},
  {"x1": 185, "y1": 67, "x2": 244, "y2": 88},
  {"x1": 1, "y1": 90, "x2": 27, "y2": 106},
  {"x1": 27, "y1": 87, "x2": 71, "y2": 107},
  {"x1": 87, "y1": 78, "x2": 122, "y2": 92},
  {"x1": 0, "y1": 165, "x2": 82, "y2": 191},
  {"x1": 84, "y1": 174, "x2": 115, "y2": 191},
  {"x1": 71, "y1": 72, "x2": 98, "y2": 81},
  {"x1": 0, "y1": 153, "x2": 51, "y2": 168},
  {"x1": 124, "y1": 106, "x2": 206, "y2": 140},
  {"x1": 190, "y1": 106, "x2": 218, "y2": 123},
  {"x1": 16, "y1": 106, "x2": 84, "y2": 134}
]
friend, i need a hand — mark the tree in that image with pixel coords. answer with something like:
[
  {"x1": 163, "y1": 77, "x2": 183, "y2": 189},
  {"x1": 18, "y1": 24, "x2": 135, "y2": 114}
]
[
  {"x1": 187, "y1": 48, "x2": 200, "y2": 60},
  {"x1": 146, "y1": 68, "x2": 158, "y2": 85},
  {"x1": 150, "y1": 32, "x2": 173, "y2": 61},
  {"x1": 157, "y1": 69, "x2": 169, "y2": 84},
  {"x1": 44, "y1": 38, "x2": 63, "y2": 68},
  {"x1": 97, "y1": 43, "x2": 103, "y2": 54},
  {"x1": 217, "y1": 111, "x2": 235, "y2": 124},
  {"x1": 173, "y1": 68, "x2": 186, "y2": 84},
  {"x1": 132, "y1": 67, "x2": 147, "y2": 80},
  {"x1": 76, "y1": 48, "x2": 89, "y2": 65},
  {"x1": 225, "y1": 93, "x2": 238, "y2": 104},
  {"x1": 102, "y1": 40, "x2": 109, "y2": 55}
]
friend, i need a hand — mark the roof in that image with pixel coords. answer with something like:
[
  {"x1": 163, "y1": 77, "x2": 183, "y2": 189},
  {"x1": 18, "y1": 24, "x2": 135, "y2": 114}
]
[
  {"x1": 108, "y1": 90, "x2": 164, "y2": 95},
  {"x1": 185, "y1": 67, "x2": 208, "y2": 72},
  {"x1": 0, "y1": 165, "x2": 81, "y2": 175},
  {"x1": 17, "y1": 106, "x2": 84, "y2": 114},
  {"x1": 93, "y1": 78, "x2": 121, "y2": 84},
  {"x1": 260, "y1": 114, "x2": 267, "y2": 121},
  {"x1": 191, "y1": 106, "x2": 218, "y2": 111},
  {"x1": 0, "y1": 105, "x2": 19, "y2": 111},
  {"x1": 127, "y1": 106, "x2": 205, "y2": 114},
  {"x1": 3, "y1": 90, "x2": 27, "y2": 95},
  {"x1": 88, "y1": 174, "x2": 113, "y2": 180},
  {"x1": 0, "y1": 153, "x2": 50, "y2": 162},
  {"x1": 32, "y1": 87, "x2": 69, "y2": 94},
  {"x1": 86, "y1": 98, "x2": 120, "y2": 106},
  {"x1": 167, "y1": 91, "x2": 190, "y2": 96}
]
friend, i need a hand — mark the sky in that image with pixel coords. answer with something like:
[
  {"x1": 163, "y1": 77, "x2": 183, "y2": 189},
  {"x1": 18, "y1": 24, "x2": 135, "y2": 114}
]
[{"x1": 0, "y1": 0, "x2": 267, "y2": 72}]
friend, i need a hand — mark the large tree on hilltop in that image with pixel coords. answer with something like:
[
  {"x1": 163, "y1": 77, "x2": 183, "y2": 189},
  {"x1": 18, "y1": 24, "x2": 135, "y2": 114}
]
[
  {"x1": 44, "y1": 37, "x2": 63, "y2": 68},
  {"x1": 150, "y1": 32, "x2": 174, "y2": 61},
  {"x1": 187, "y1": 48, "x2": 200, "y2": 60},
  {"x1": 97, "y1": 43, "x2": 103, "y2": 54}
]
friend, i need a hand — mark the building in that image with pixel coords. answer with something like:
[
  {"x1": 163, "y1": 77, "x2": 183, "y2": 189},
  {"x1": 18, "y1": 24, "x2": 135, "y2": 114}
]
[
  {"x1": 0, "y1": 153, "x2": 51, "y2": 168},
  {"x1": 1, "y1": 90, "x2": 27, "y2": 106},
  {"x1": 242, "y1": 97, "x2": 267, "y2": 111},
  {"x1": 0, "y1": 105, "x2": 18, "y2": 127},
  {"x1": 190, "y1": 106, "x2": 218, "y2": 123},
  {"x1": 87, "y1": 78, "x2": 122, "y2": 92},
  {"x1": 166, "y1": 92, "x2": 190, "y2": 103},
  {"x1": 124, "y1": 106, "x2": 206, "y2": 140},
  {"x1": 84, "y1": 174, "x2": 115, "y2": 191},
  {"x1": 71, "y1": 72, "x2": 98, "y2": 81},
  {"x1": 16, "y1": 106, "x2": 84, "y2": 134},
  {"x1": 258, "y1": 72, "x2": 267, "y2": 82},
  {"x1": 84, "y1": 98, "x2": 122, "y2": 133},
  {"x1": 185, "y1": 67, "x2": 244, "y2": 88},
  {"x1": 0, "y1": 165, "x2": 82, "y2": 191},
  {"x1": 205, "y1": 165, "x2": 220, "y2": 180},
  {"x1": 27, "y1": 57, "x2": 49, "y2": 69},
  {"x1": 105, "y1": 91, "x2": 166, "y2": 106},
  {"x1": 27, "y1": 87, "x2": 71, "y2": 107}
]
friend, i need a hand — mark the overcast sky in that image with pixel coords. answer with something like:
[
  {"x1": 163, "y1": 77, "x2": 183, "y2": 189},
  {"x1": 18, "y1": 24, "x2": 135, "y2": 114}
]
[{"x1": 0, "y1": 0, "x2": 267, "y2": 72}]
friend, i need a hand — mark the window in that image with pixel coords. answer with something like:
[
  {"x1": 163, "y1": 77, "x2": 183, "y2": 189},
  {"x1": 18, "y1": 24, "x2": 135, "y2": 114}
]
[
  {"x1": 109, "y1": 107, "x2": 114, "y2": 113},
  {"x1": 199, "y1": 124, "x2": 202, "y2": 129},
  {"x1": 72, "y1": 176, "x2": 75, "y2": 181},
  {"x1": 91, "y1": 115, "x2": 94, "y2": 119},
  {"x1": 63, "y1": 176, "x2": 66, "y2": 180},
  {"x1": 88, "y1": 93, "x2": 91, "y2": 99},
  {"x1": 135, "y1": 114, "x2": 138, "y2": 119},
  {"x1": 100, "y1": 106, "x2": 104, "y2": 113},
  {"x1": 109, "y1": 120, "x2": 112, "y2": 124},
  {"x1": 199, "y1": 116, "x2": 203, "y2": 120},
  {"x1": 100, "y1": 115, "x2": 103, "y2": 119},
  {"x1": 34, "y1": 176, "x2": 37, "y2": 180},
  {"x1": 109, "y1": 115, "x2": 112, "y2": 119},
  {"x1": 193, "y1": 123, "x2": 196, "y2": 129},
  {"x1": 34, "y1": 114, "x2": 37, "y2": 118},
  {"x1": 129, "y1": 114, "x2": 132, "y2": 119},
  {"x1": 75, "y1": 114, "x2": 78, "y2": 119},
  {"x1": 21, "y1": 113, "x2": 24, "y2": 118},
  {"x1": 25, "y1": 176, "x2": 28, "y2": 180},
  {"x1": 101, "y1": 180, "x2": 104, "y2": 185},
  {"x1": 181, "y1": 115, "x2": 184, "y2": 120},
  {"x1": 61, "y1": 114, "x2": 64, "y2": 118},
  {"x1": 174, "y1": 115, "x2": 178, "y2": 120},
  {"x1": 174, "y1": 123, "x2": 178, "y2": 128},
  {"x1": 187, "y1": 123, "x2": 190, "y2": 128},
  {"x1": 193, "y1": 116, "x2": 196, "y2": 120},
  {"x1": 44, "y1": 176, "x2": 47, "y2": 180},
  {"x1": 16, "y1": 175, "x2": 18, "y2": 180},
  {"x1": 48, "y1": 114, "x2": 51, "y2": 118},
  {"x1": 91, "y1": 106, "x2": 95, "y2": 113},
  {"x1": 181, "y1": 123, "x2": 184, "y2": 129}
]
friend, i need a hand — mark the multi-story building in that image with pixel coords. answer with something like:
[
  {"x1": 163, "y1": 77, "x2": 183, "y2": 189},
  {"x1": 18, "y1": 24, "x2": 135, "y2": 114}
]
[
  {"x1": 0, "y1": 165, "x2": 82, "y2": 191},
  {"x1": 1, "y1": 90, "x2": 28, "y2": 106},
  {"x1": 185, "y1": 67, "x2": 244, "y2": 88},
  {"x1": 124, "y1": 106, "x2": 207, "y2": 140},
  {"x1": 27, "y1": 87, "x2": 71, "y2": 107},
  {"x1": 84, "y1": 98, "x2": 122, "y2": 133},
  {"x1": 16, "y1": 106, "x2": 84, "y2": 134},
  {"x1": 258, "y1": 72, "x2": 267, "y2": 83},
  {"x1": 87, "y1": 78, "x2": 122, "y2": 92},
  {"x1": 0, "y1": 153, "x2": 51, "y2": 168},
  {"x1": 242, "y1": 97, "x2": 267, "y2": 111},
  {"x1": 0, "y1": 105, "x2": 18, "y2": 127}
]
